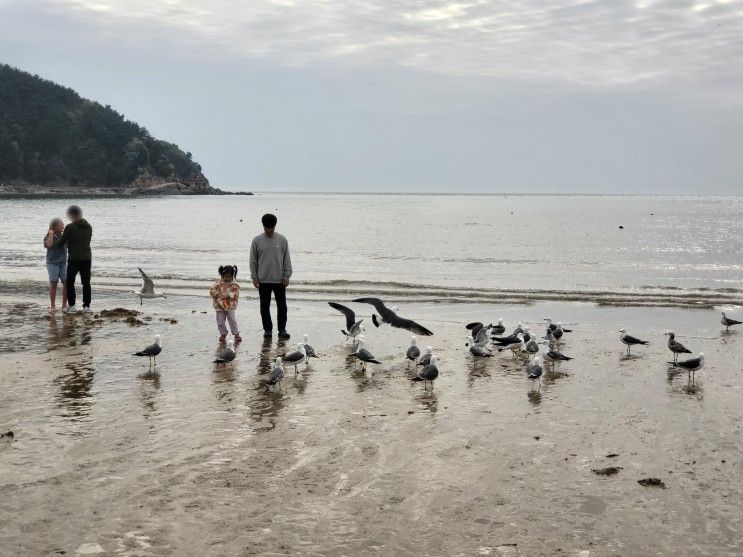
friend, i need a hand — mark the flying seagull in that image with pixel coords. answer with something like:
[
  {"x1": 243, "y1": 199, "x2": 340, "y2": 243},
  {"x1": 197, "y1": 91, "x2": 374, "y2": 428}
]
[
  {"x1": 669, "y1": 352, "x2": 705, "y2": 378},
  {"x1": 412, "y1": 354, "x2": 439, "y2": 390},
  {"x1": 328, "y1": 302, "x2": 364, "y2": 341},
  {"x1": 418, "y1": 345, "x2": 433, "y2": 366},
  {"x1": 405, "y1": 336, "x2": 421, "y2": 366},
  {"x1": 665, "y1": 331, "x2": 691, "y2": 363},
  {"x1": 619, "y1": 328, "x2": 649, "y2": 355},
  {"x1": 721, "y1": 311, "x2": 742, "y2": 331},
  {"x1": 466, "y1": 323, "x2": 492, "y2": 349},
  {"x1": 283, "y1": 343, "x2": 307, "y2": 373},
  {"x1": 303, "y1": 334, "x2": 317, "y2": 358},
  {"x1": 351, "y1": 297, "x2": 433, "y2": 336},
  {"x1": 213, "y1": 339, "x2": 236, "y2": 364},
  {"x1": 134, "y1": 334, "x2": 162, "y2": 368},
  {"x1": 133, "y1": 268, "x2": 166, "y2": 306},
  {"x1": 267, "y1": 357, "x2": 285, "y2": 388}
]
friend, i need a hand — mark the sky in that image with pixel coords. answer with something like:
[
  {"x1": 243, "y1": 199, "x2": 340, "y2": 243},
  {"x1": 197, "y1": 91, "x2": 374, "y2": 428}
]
[{"x1": 1, "y1": 0, "x2": 742, "y2": 193}]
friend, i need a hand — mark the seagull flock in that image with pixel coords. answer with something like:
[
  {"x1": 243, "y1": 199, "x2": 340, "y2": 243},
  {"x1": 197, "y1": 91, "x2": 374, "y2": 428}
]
[{"x1": 131, "y1": 267, "x2": 736, "y2": 388}]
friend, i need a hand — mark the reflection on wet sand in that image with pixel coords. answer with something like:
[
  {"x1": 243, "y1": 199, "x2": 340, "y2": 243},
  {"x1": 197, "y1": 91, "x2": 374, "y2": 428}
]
[
  {"x1": 413, "y1": 390, "x2": 438, "y2": 413},
  {"x1": 138, "y1": 374, "x2": 162, "y2": 421},
  {"x1": 54, "y1": 359, "x2": 95, "y2": 424}
]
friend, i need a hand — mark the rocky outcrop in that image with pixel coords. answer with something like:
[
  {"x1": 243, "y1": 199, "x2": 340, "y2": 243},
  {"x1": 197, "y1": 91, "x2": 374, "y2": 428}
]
[{"x1": 0, "y1": 173, "x2": 252, "y2": 197}]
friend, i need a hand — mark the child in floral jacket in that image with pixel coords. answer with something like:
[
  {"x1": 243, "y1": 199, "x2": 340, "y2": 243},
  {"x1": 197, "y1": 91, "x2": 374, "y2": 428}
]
[{"x1": 210, "y1": 265, "x2": 241, "y2": 342}]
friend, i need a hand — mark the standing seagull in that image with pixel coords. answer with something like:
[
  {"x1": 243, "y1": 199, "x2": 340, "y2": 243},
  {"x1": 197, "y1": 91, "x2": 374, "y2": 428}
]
[
  {"x1": 213, "y1": 339, "x2": 236, "y2": 364},
  {"x1": 133, "y1": 268, "x2": 166, "y2": 306},
  {"x1": 467, "y1": 324, "x2": 492, "y2": 349},
  {"x1": 544, "y1": 318, "x2": 572, "y2": 333},
  {"x1": 417, "y1": 346, "x2": 433, "y2": 366},
  {"x1": 352, "y1": 337, "x2": 381, "y2": 372},
  {"x1": 468, "y1": 336, "x2": 493, "y2": 361},
  {"x1": 328, "y1": 302, "x2": 365, "y2": 341},
  {"x1": 669, "y1": 352, "x2": 705, "y2": 379},
  {"x1": 527, "y1": 356, "x2": 543, "y2": 390},
  {"x1": 267, "y1": 357, "x2": 285, "y2": 388},
  {"x1": 134, "y1": 334, "x2": 162, "y2": 369},
  {"x1": 352, "y1": 297, "x2": 433, "y2": 336},
  {"x1": 412, "y1": 354, "x2": 439, "y2": 390},
  {"x1": 283, "y1": 343, "x2": 307, "y2": 373},
  {"x1": 552, "y1": 323, "x2": 566, "y2": 342},
  {"x1": 405, "y1": 336, "x2": 421, "y2": 367},
  {"x1": 302, "y1": 334, "x2": 317, "y2": 358},
  {"x1": 619, "y1": 328, "x2": 649, "y2": 355},
  {"x1": 665, "y1": 331, "x2": 691, "y2": 363},
  {"x1": 721, "y1": 311, "x2": 742, "y2": 331},
  {"x1": 490, "y1": 318, "x2": 506, "y2": 336},
  {"x1": 543, "y1": 342, "x2": 573, "y2": 363}
]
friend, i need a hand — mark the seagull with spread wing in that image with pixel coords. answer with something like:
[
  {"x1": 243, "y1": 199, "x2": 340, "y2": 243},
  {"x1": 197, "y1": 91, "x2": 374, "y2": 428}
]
[
  {"x1": 351, "y1": 297, "x2": 433, "y2": 336},
  {"x1": 328, "y1": 302, "x2": 365, "y2": 341},
  {"x1": 133, "y1": 268, "x2": 166, "y2": 306}
]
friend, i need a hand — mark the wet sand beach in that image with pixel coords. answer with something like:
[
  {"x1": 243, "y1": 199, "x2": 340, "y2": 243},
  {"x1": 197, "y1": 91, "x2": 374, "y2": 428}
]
[{"x1": 1, "y1": 287, "x2": 741, "y2": 556}]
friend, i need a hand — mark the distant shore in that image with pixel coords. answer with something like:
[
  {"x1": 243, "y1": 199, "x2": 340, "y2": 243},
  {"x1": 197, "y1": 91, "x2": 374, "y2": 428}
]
[{"x1": 0, "y1": 182, "x2": 253, "y2": 198}]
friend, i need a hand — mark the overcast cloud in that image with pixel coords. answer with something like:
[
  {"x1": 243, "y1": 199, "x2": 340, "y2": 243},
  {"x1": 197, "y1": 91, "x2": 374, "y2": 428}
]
[{"x1": 1, "y1": 0, "x2": 742, "y2": 192}]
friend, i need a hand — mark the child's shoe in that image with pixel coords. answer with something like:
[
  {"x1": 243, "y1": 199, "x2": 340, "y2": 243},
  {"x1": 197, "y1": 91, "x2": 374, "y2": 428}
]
[
  {"x1": 234, "y1": 334, "x2": 242, "y2": 343},
  {"x1": 218, "y1": 334, "x2": 227, "y2": 342}
]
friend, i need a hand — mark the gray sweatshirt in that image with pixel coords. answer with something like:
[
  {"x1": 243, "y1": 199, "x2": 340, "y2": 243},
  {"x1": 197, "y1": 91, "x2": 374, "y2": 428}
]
[{"x1": 249, "y1": 232, "x2": 292, "y2": 284}]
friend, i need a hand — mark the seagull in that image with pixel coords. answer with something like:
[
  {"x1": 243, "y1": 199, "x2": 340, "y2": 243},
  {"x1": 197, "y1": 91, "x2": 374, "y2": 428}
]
[
  {"x1": 495, "y1": 322, "x2": 523, "y2": 339},
  {"x1": 303, "y1": 334, "x2": 317, "y2": 358},
  {"x1": 669, "y1": 352, "x2": 705, "y2": 378},
  {"x1": 328, "y1": 302, "x2": 365, "y2": 341},
  {"x1": 213, "y1": 339, "x2": 236, "y2": 364},
  {"x1": 351, "y1": 297, "x2": 433, "y2": 336},
  {"x1": 527, "y1": 356, "x2": 543, "y2": 390},
  {"x1": 282, "y1": 343, "x2": 307, "y2": 373},
  {"x1": 543, "y1": 343, "x2": 573, "y2": 363},
  {"x1": 493, "y1": 332, "x2": 523, "y2": 354},
  {"x1": 468, "y1": 336, "x2": 493, "y2": 359},
  {"x1": 721, "y1": 311, "x2": 742, "y2": 331},
  {"x1": 553, "y1": 323, "x2": 566, "y2": 342},
  {"x1": 543, "y1": 328, "x2": 557, "y2": 344},
  {"x1": 619, "y1": 328, "x2": 649, "y2": 355},
  {"x1": 267, "y1": 357, "x2": 285, "y2": 388},
  {"x1": 352, "y1": 337, "x2": 381, "y2": 371},
  {"x1": 490, "y1": 318, "x2": 506, "y2": 336},
  {"x1": 417, "y1": 345, "x2": 433, "y2": 366},
  {"x1": 134, "y1": 334, "x2": 162, "y2": 368},
  {"x1": 466, "y1": 323, "x2": 492, "y2": 348},
  {"x1": 405, "y1": 336, "x2": 421, "y2": 366},
  {"x1": 544, "y1": 318, "x2": 572, "y2": 333},
  {"x1": 523, "y1": 334, "x2": 540, "y2": 355},
  {"x1": 133, "y1": 268, "x2": 166, "y2": 305},
  {"x1": 412, "y1": 354, "x2": 439, "y2": 390},
  {"x1": 665, "y1": 331, "x2": 691, "y2": 363}
]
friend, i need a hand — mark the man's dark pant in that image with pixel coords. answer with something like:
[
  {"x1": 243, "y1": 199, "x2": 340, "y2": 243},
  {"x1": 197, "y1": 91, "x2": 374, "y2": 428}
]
[
  {"x1": 67, "y1": 259, "x2": 92, "y2": 308},
  {"x1": 258, "y1": 283, "x2": 287, "y2": 332}
]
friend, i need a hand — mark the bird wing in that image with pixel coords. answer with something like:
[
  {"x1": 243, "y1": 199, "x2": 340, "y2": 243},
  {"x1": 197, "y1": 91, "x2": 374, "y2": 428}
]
[
  {"x1": 357, "y1": 349, "x2": 380, "y2": 363},
  {"x1": 677, "y1": 357, "x2": 701, "y2": 369},
  {"x1": 283, "y1": 350, "x2": 303, "y2": 363},
  {"x1": 623, "y1": 334, "x2": 646, "y2": 344},
  {"x1": 388, "y1": 315, "x2": 433, "y2": 336},
  {"x1": 406, "y1": 346, "x2": 420, "y2": 359},
  {"x1": 352, "y1": 297, "x2": 390, "y2": 318},
  {"x1": 466, "y1": 321, "x2": 483, "y2": 333},
  {"x1": 138, "y1": 267, "x2": 155, "y2": 293},
  {"x1": 419, "y1": 363, "x2": 439, "y2": 380},
  {"x1": 328, "y1": 302, "x2": 356, "y2": 331},
  {"x1": 135, "y1": 342, "x2": 160, "y2": 356}
]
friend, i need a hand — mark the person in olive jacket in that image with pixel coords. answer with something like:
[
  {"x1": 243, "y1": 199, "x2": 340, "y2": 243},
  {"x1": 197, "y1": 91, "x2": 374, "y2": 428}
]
[{"x1": 53, "y1": 205, "x2": 93, "y2": 314}]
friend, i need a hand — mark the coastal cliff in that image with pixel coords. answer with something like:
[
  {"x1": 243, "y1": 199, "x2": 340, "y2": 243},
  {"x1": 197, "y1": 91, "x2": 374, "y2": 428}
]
[{"x1": 0, "y1": 64, "x2": 248, "y2": 196}]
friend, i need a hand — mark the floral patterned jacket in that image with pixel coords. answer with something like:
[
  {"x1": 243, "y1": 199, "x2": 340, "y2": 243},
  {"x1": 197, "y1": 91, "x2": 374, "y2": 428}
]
[{"x1": 210, "y1": 279, "x2": 240, "y2": 311}]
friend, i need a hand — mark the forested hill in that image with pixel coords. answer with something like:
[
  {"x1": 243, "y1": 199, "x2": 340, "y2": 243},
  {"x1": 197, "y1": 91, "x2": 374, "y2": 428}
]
[{"x1": 0, "y1": 64, "x2": 217, "y2": 193}]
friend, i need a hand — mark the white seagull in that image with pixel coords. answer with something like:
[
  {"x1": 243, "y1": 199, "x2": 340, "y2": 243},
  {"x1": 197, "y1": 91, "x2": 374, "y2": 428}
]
[{"x1": 133, "y1": 268, "x2": 166, "y2": 305}]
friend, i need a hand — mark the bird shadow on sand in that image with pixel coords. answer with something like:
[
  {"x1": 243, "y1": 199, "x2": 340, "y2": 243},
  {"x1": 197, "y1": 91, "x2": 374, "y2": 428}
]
[
  {"x1": 528, "y1": 390, "x2": 542, "y2": 406},
  {"x1": 412, "y1": 391, "x2": 438, "y2": 413},
  {"x1": 619, "y1": 354, "x2": 643, "y2": 362}
]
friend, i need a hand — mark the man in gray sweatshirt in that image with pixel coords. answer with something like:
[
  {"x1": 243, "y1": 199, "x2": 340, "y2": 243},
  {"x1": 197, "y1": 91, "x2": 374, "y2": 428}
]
[{"x1": 249, "y1": 213, "x2": 293, "y2": 339}]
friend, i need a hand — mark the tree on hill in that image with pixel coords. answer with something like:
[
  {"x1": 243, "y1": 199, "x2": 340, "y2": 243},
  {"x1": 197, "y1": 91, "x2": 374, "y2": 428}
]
[{"x1": 0, "y1": 64, "x2": 205, "y2": 187}]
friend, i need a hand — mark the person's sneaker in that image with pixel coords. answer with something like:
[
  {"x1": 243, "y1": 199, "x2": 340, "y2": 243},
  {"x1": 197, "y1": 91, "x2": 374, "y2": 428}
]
[
  {"x1": 83, "y1": 307, "x2": 92, "y2": 314},
  {"x1": 218, "y1": 334, "x2": 227, "y2": 342},
  {"x1": 278, "y1": 330, "x2": 291, "y2": 340},
  {"x1": 62, "y1": 305, "x2": 77, "y2": 314},
  {"x1": 263, "y1": 330, "x2": 273, "y2": 338},
  {"x1": 234, "y1": 334, "x2": 242, "y2": 343}
]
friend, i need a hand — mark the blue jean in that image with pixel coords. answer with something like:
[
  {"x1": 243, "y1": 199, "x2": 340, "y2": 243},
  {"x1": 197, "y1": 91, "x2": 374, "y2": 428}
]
[{"x1": 46, "y1": 262, "x2": 67, "y2": 283}]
